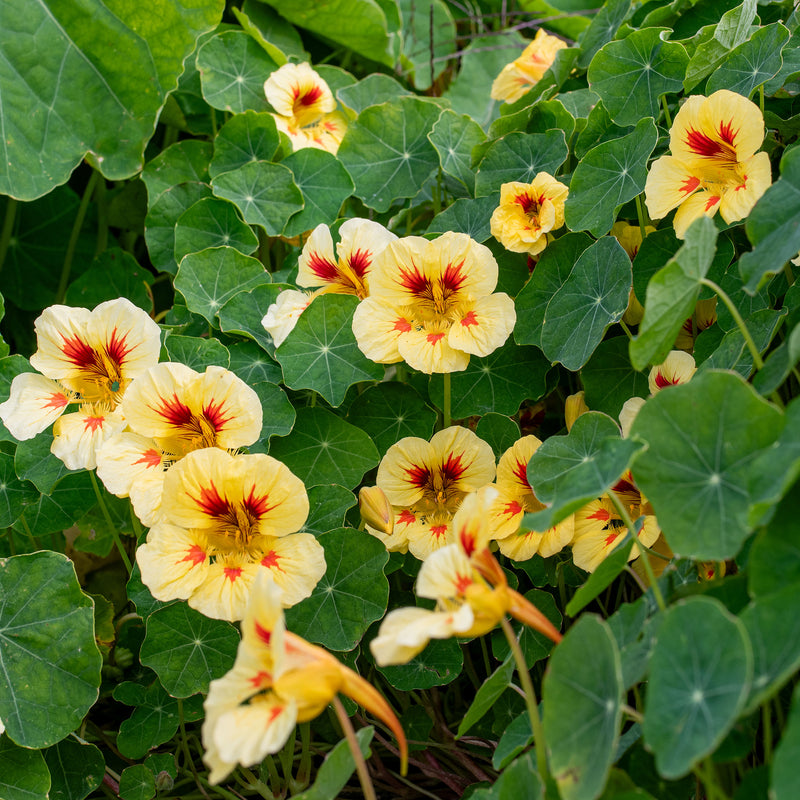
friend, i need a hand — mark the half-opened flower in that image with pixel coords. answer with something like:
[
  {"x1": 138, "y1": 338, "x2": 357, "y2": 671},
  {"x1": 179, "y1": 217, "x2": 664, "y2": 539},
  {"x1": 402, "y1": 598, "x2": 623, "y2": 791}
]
[
  {"x1": 137, "y1": 448, "x2": 324, "y2": 622},
  {"x1": 645, "y1": 90, "x2": 771, "y2": 238},
  {"x1": 203, "y1": 573, "x2": 407, "y2": 784},
  {"x1": 490, "y1": 174, "x2": 568, "y2": 256},
  {"x1": 490, "y1": 29, "x2": 567, "y2": 104},
  {"x1": 488, "y1": 436, "x2": 574, "y2": 561},
  {"x1": 261, "y1": 289, "x2": 315, "y2": 348},
  {"x1": 369, "y1": 426, "x2": 495, "y2": 559},
  {"x1": 0, "y1": 298, "x2": 161, "y2": 469},
  {"x1": 352, "y1": 232, "x2": 516, "y2": 374}
]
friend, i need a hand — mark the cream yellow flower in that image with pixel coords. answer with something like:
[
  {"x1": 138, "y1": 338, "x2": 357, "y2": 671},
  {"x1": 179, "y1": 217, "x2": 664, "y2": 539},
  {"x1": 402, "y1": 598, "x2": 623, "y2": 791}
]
[
  {"x1": 490, "y1": 30, "x2": 567, "y2": 104},
  {"x1": 261, "y1": 289, "x2": 315, "y2": 348}
]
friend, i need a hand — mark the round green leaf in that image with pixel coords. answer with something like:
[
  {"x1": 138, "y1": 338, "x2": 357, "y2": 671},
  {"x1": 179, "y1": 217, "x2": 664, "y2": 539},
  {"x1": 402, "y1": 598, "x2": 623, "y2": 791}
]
[
  {"x1": 346, "y1": 382, "x2": 437, "y2": 455},
  {"x1": 118, "y1": 765, "x2": 155, "y2": 800},
  {"x1": 630, "y1": 370, "x2": 783, "y2": 561},
  {"x1": 428, "y1": 109, "x2": 486, "y2": 195},
  {"x1": 491, "y1": 589, "x2": 562, "y2": 668},
  {"x1": 44, "y1": 738, "x2": 104, "y2": 800},
  {"x1": 228, "y1": 341, "x2": 283, "y2": 385},
  {"x1": 577, "y1": 0, "x2": 631, "y2": 68},
  {"x1": 0, "y1": 737, "x2": 50, "y2": 800},
  {"x1": 15, "y1": 434, "x2": 71, "y2": 495},
  {"x1": 268, "y1": 407, "x2": 379, "y2": 490},
  {"x1": 175, "y1": 246, "x2": 269, "y2": 324},
  {"x1": 21, "y1": 472, "x2": 95, "y2": 536},
  {"x1": 162, "y1": 333, "x2": 230, "y2": 371},
  {"x1": 281, "y1": 149, "x2": 355, "y2": 238},
  {"x1": 196, "y1": 30, "x2": 277, "y2": 112},
  {"x1": 338, "y1": 73, "x2": 411, "y2": 115},
  {"x1": 303, "y1": 484, "x2": 357, "y2": 537},
  {"x1": 337, "y1": 96, "x2": 441, "y2": 212},
  {"x1": 65, "y1": 248, "x2": 154, "y2": 312},
  {"x1": 377, "y1": 636, "x2": 463, "y2": 690},
  {"x1": 276, "y1": 294, "x2": 383, "y2": 407},
  {"x1": 428, "y1": 340, "x2": 552, "y2": 418},
  {"x1": 426, "y1": 195, "x2": 499, "y2": 242},
  {"x1": 0, "y1": 451, "x2": 38, "y2": 527},
  {"x1": 565, "y1": 118, "x2": 658, "y2": 237},
  {"x1": 574, "y1": 99, "x2": 633, "y2": 161},
  {"x1": 141, "y1": 140, "x2": 212, "y2": 206},
  {"x1": 218, "y1": 283, "x2": 288, "y2": 356},
  {"x1": 643, "y1": 596, "x2": 752, "y2": 779},
  {"x1": 140, "y1": 603, "x2": 239, "y2": 698},
  {"x1": 772, "y1": 684, "x2": 800, "y2": 800},
  {"x1": 250, "y1": 381, "x2": 295, "y2": 444},
  {"x1": 174, "y1": 198, "x2": 258, "y2": 264},
  {"x1": 588, "y1": 28, "x2": 688, "y2": 126},
  {"x1": 284, "y1": 528, "x2": 388, "y2": 651},
  {"x1": 543, "y1": 614, "x2": 623, "y2": 800},
  {"x1": 540, "y1": 236, "x2": 632, "y2": 370},
  {"x1": 581, "y1": 336, "x2": 650, "y2": 419},
  {"x1": 475, "y1": 413, "x2": 520, "y2": 460},
  {"x1": 475, "y1": 130, "x2": 569, "y2": 197},
  {"x1": 209, "y1": 110, "x2": 281, "y2": 178},
  {"x1": 0, "y1": 552, "x2": 101, "y2": 747},
  {"x1": 212, "y1": 161, "x2": 303, "y2": 235}
]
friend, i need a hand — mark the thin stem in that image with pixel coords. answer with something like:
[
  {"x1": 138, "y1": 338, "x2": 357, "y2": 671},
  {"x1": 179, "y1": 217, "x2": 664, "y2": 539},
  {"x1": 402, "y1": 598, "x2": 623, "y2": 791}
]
[
  {"x1": 500, "y1": 617, "x2": 549, "y2": 784},
  {"x1": 177, "y1": 699, "x2": 211, "y2": 800},
  {"x1": 608, "y1": 489, "x2": 666, "y2": 612},
  {"x1": 619, "y1": 320, "x2": 634, "y2": 341},
  {"x1": 695, "y1": 757, "x2": 730, "y2": 800},
  {"x1": 94, "y1": 175, "x2": 108, "y2": 257},
  {"x1": 296, "y1": 721, "x2": 312, "y2": 785},
  {"x1": 784, "y1": 261, "x2": 795, "y2": 286},
  {"x1": 443, "y1": 372, "x2": 451, "y2": 429},
  {"x1": 0, "y1": 197, "x2": 17, "y2": 275},
  {"x1": 762, "y1": 702, "x2": 773, "y2": 764},
  {"x1": 5, "y1": 527, "x2": 16, "y2": 555},
  {"x1": 759, "y1": 83, "x2": 765, "y2": 115},
  {"x1": 332, "y1": 695, "x2": 377, "y2": 800},
  {"x1": 621, "y1": 703, "x2": 643, "y2": 724},
  {"x1": 56, "y1": 169, "x2": 99, "y2": 304},
  {"x1": 89, "y1": 471, "x2": 132, "y2": 573},
  {"x1": 129, "y1": 503, "x2": 143, "y2": 542},
  {"x1": 635, "y1": 193, "x2": 649, "y2": 240},
  {"x1": 660, "y1": 94, "x2": 673, "y2": 128},
  {"x1": 18, "y1": 515, "x2": 41, "y2": 552}
]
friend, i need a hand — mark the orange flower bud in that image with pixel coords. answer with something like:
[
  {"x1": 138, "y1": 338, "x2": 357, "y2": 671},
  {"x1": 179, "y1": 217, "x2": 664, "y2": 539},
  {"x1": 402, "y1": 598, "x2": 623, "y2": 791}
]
[{"x1": 359, "y1": 486, "x2": 394, "y2": 534}]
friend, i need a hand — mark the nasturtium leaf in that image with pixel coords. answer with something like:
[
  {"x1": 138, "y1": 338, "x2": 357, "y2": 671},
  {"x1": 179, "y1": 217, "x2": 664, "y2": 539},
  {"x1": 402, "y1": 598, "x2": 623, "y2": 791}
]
[
  {"x1": 523, "y1": 412, "x2": 645, "y2": 531},
  {"x1": 268, "y1": 407, "x2": 379, "y2": 489},
  {"x1": 128, "y1": 564, "x2": 175, "y2": 619},
  {"x1": 566, "y1": 539, "x2": 635, "y2": 616},
  {"x1": 145, "y1": 182, "x2": 213, "y2": 275},
  {"x1": 337, "y1": 96, "x2": 441, "y2": 212},
  {"x1": 346, "y1": 382, "x2": 437, "y2": 454},
  {"x1": 0, "y1": 552, "x2": 101, "y2": 747},
  {"x1": 140, "y1": 603, "x2": 239, "y2": 698},
  {"x1": 141, "y1": 140, "x2": 212, "y2": 206},
  {"x1": 247, "y1": 381, "x2": 295, "y2": 446},
  {"x1": 228, "y1": 341, "x2": 283, "y2": 385},
  {"x1": 608, "y1": 598, "x2": 655, "y2": 690},
  {"x1": 491, "y1": 590, "x2": 562, "y2": 668},
  {"x1": 44, "y1": 738, "x2": 104, "y2": 800},
  {"x1": 582, "y1": 337, "x2": 649, "y2": 419},
  {"x1": 630, "y1": 370, "x2": 783, "y2": 561},
  {"x1": 525, "y1": 99, "x2": 575, "y2": 141},
  {"x1": 163, "y1": 334, "x2": 230, "y2": 371},
  {"x1": 643, "y1": 596, "x2": 752, "y2": 779},
  {"x1": 378, "y1": 636, "x2": 464, "y2": 690},
  {"x1": 543, "y1": 614, "x2": 623, "y2": 800},
  {"x1": 284, "y1": 528, "x2": 388, "y2": 651},
  {"x1": 426, "y1": 195, "x2": 499, "y2": 242},
  {"x1": 630, "y1": 227, "x2": 681, "y2": 303},
  {"x1": 540, "y1": 236, "x2": 632, "y2": 370},
  {"x1": 196, "y1": 30, "x2": 276, "y2": 112},
  {"x1": 565, "y1": 118, "x2": 658, "y2": 237},
  {"x1": 209, "y1": 111, "x2": 281, "y2": 178},
  {"x1": 338, "y1": 73, "x2": 411, "y2": 115},
  {"x1": 396, "y1": 0, "x2": 455, "y2": 90},
  {"x1": 772, "y1": 684, "x2": 800, "y2": 800},
  {"x1": 706, "y1": 23, "x2": 789, "y2": 96},
  {"x1": 174, "y1": 198, "x2": 258, "y2": 264},
  {"x1": 276, "y1": 294, "x2": 382, "y2": 407},
  {"x1": 428, "y1": 110, "x2": 487, "y2": 195},
  {"x1": 753, "y1": 325, "x2": 800, "y2": 396},
  {"x1": 0, "y1": 738, "x2": 50, "y2": 800},
  {"x1": 573, "y1": 100, "x2": 633, "y2": 161},
  {"x1": 0, "y1": 451, "x2": 38, "y2": 527},
  {"x1": 118, "y1": 765, "x2": 155, "y2": 800},
  {"x1": 739, "y1": 146, "x2": 800, "y2": 293},
  {"x1": 22, "y1": 472, "x2": 95, "y2": 536},
  {"x1": 281, "y1": 149, "x2": 356, "y2": 238},
  {"x1": 66, "y1": 248, "x2": 154, "y2": 313},
  {"x1": 0, "y1": 0, "x2": 222, "y2": 200},
  {"x1": 629, "y1": 216, "x2": 718, "y2": 370},
  {"x1": 457, "y1": 659, "x2": 515, "y2": 738},
  {"x1": 235, "y1": 0, "x2": 307, "y2": 64},
  {"x1": 218, "y1": 283, "x2": 287, "y2": 356},
  {"x1": 577, "y1": 0, "x2": 632, "y2": 68},
  {"x1": 514, "y1": 232, "x2": 594, "y2": 348},
  {"x1": 476, "y1": 413, "x2": 521, "y2": 460},
  {"x1": 588, "y1": 28, "x2": 688, "y2": 126},
  {"x1": 175, "y1": 246, "x2": 269, "y2": 324},
  {"x1": 14, "y1": 431, "x2": 70, "y2": 494},
  {"x1": 428, "y1": 341, "x2": 551, "y2": 418},
  {"x1": 212, "y1": 160, "x2": 304, "y2": 235},
  {"x1": 474, "y1": 130, "x2": 568, "y2": 197},
  {"x1": 303, "y1": 484, "x2": 357, "y2": 536}
]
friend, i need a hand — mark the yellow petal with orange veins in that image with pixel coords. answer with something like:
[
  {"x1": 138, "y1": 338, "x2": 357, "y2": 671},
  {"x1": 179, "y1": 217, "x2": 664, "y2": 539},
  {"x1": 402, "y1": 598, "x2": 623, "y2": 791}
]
[
  {"x1": 490, "y1": 61, "x2": 531, "y2": 103},
  {"x1": 255, "y1": 533, "x2": 326, "y2": 607},
  {"x1": 0, "y1": 372, "x2": 72, "y2": 440},
  {"x1": 514, "y1": 29, "x2": 567, "y2": 84},
  {"x1": 416, "y1": 543, "x2": 474, "y2": 599},
  {"x1": 497, "y1": 514, "x2": 574, "y2": 560},
  {"x1": 351, "y1": 297, "x2": 405, "y2": 364},
  {"x1": 698, "y1": 89, "x2": 765, "y2": 163},
  {"x1": 452, "y1": 486, "x2": 499, "y2": 557},
  {"x1": 398, "y1": 325, "x2": 470, "y2": 374},
  {"x1": 672, "y1": 191, "x2": 721, "y2": 239},
  {"x1": 189, "y1": 556, "x2": 260, "y2": 622},
  {"x1": 447, "y1": 294, "x2": 516, "y2": 358},
  {"x1": 136, "y1": 524, "x2": 211, "y2": 601},
  {"x1": 264, "y1": 62, "x2": 335, "y2": 128},
  {"x1": 719, "y1": 151, "x2": 772, "y2": 225},
  {"x1": 296, "y1": 224, "x2": 337, "y2": 288},
  {"x1": 52, "y1": 405, "x2": 126, "y2": 470},
  {"x1": 376, "y1": 436, "x2": 436, "y2": 507},
  {"x1": 405, "y1": 516, "x2": 454, "y2": 560},
  {"x1": 644, "y1": 155, "x2": 702, "y2": 221},
  {"x1": 302, "y1": 111, "x2": 348, "y2": 154}
]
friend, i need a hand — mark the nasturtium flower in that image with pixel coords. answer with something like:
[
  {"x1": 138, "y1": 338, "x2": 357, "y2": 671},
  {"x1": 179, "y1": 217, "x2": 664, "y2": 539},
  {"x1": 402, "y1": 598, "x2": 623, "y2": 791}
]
[
  {"x1": 488, "y1": 436, "x2": 574, "y2": 561},
  {"x1": 261, "y1": 289, "x2": 315, "y2": 348},
  {"x1": 674, "y1": 296, "x2": 717, "y2": 350},
  {"x1": 610, "y1": 221, "x2": 655, "y2": 326},
  {"x1": 203, "y1": 574, "x2": 407, "y2": 784},
  {"x1": 0, "y1": 298, "x2": 161, "y2": 469},
  {"x1": 369, "y1": 426, "x2": 496, "y2": 559},
  {"x1": 645, "y1": 90, "x2": 772, "y2": 239},
  {"x1": 137, "y1": 448, "x2": 324, "y2": 622},
  {"x1": 352, "y1": 232, "x2": 516, "y2": 374},
  {"x1": 264, "y1": 62, "x2": 346, "y2": 155},
  {"x1": 96, "y1": 362, "x2": 262, "y2": 526},
  {"x1": 565, "y1": 391, "x2": 589, "y2": 432},
  {"x1": 370, "y1": 490, "x2": 562, "y2": 666},
  {"x1": 490, "y1": 174, "x2": 569, "y2": 256},
  {"x1": 572, "y1": 472, "x2": 660, "y2": 573},
  {"x1": 490, "y1": 29, "x2": 567, "y2": 104}
]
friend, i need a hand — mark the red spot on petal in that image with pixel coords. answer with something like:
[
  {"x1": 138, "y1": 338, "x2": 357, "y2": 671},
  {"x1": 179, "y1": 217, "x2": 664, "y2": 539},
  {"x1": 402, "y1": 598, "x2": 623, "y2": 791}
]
[
  {"x1": 133, "y1": 448, "x2": 163, "y2": 469},
  {"x1": 680, "y1": 176, "x2": 700, "y2": 194},
  {"x1": 42, "y1": 392, "x2": 68, "y2": 410},
  {"x1": 613, "y1": 477, "x2": 637, "y2": 495},
  {"x1": 248, "y1": 669, "x2": 271, "y2": 688},
  {"x1": 587, "y1": 508, "x2": 611, "y2": 522},
  {"x1": 83, "y1": 415, "x2": 105, "y2": 433},
  {"x1": 461, "y1": 310, "x2": 479, "y2": 327},
  {"x1": 243, "y1": 486, "x2": 274, "y2": 518},
  {"x1": 718, "y1": 119, "x2": 736, "y2": 145},
  {"x1": 267, "y1": 705, "x2": 284, "y2": 724},
  {"x1": 454, "y1": 571, "x2": 473, "y2": 594},
  {"x1": 427, "y1": 332, "x2": 445, "y2": 344},
  {"x1": 604, "y1": 532, "x2": 619, "y2": 546},
  {"x1": 59, "y1": 335, "x2": 96, "y2": 370},
  {"x1": 393, "y1": 317, "x2": 412, "y2": 332},
  {"x1": 685, "y1": 129, "x2": 735, "y2": 160},
  {"x1": 397, "y1": 509, "x2": 417, "y2": 525},
  {"x1": 501, "y1": 500, "x2": 523, "y2": 518},
  {"x1": 179, "y1": 545, "x2": 206, "y2": 566},
  {"x1": 260, "y1": 550, "x2": 281, "y2": 570},
  {"x1": 430, "y1": 524, "x2": 448, "y2": 539},
  {"x1": 223, "y1": 566, "x2": 243, "y2": 582},
  {"x1": 705, "y1": 195, "x2": 721, "y2": 211}
]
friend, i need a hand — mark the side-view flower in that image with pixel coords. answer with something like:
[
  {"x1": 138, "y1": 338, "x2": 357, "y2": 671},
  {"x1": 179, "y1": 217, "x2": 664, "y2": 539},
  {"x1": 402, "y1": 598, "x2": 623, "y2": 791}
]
[{"x1": 490, "y1": 29, "x2": 567, "y2": 104}]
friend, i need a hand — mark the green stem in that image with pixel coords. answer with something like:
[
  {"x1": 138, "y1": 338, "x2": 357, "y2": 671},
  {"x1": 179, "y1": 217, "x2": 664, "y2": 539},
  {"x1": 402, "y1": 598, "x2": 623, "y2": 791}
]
[
  {"x1": 619, "y1": 320, "x2": 634, "y2": 341},
  {"x1": 89, "y1": 471, "x2": 132, "y2": 573},
  {"x1": 700, "y1": 278, "x2": 764, "y2": 370},
  {"x1": 193, "y1": 773, "x2": 242, "y2": 800},
  {"x1": 296, "y1": 722, "x2": 312, "y2": 785},
  {"x1": 608, "y1": 489, "x2": 666, "y2": 612},
  {"x1": 784, "y1": 260, "x2": 796, "y2": 287},
  {"x1": 762, "y1": 702, "x2": 773, "y2": 764},
  {"x1": 210, "y1": 106, "x2": 218, "y2": 138},
  {"x1": 332, "y1": 695, "x2": 377, "y2": 800},
  {"x1": 19, "y1": 515, "x2": 41, "y2": 552},
  {"x1": 443, "y1": 371, "x2": 451, "y2": 429},
  {"x1": 176, "y1": 700, "x2": 210, "y2": 800},
  {"x1": 501, "y1": 617, "x2": 549, "y2": 784},
  {"x1": 635, "y1": 193, "x2": 649, "y2": 240},
  {"x1": 0, "y1": 197, "x2": 17, "y2": 275},
  {"x1": 759, "y1": 83, "x2": 765, "y2": 115},
  {"x1": 56, "y1": 169, "x2": 99, "y2": 304},
  {"x1": 94, "y1": 175, "x2": 108, "y2": 257},
  {"x1": 696, "y1": 757, "x2": 730, "y2": 800},
  {"x1": 129, "y1": 502, "x2": 143, "y2": 542},
  {"x1": 660, "y1": 94, "x2": 673, "y2": 128}
]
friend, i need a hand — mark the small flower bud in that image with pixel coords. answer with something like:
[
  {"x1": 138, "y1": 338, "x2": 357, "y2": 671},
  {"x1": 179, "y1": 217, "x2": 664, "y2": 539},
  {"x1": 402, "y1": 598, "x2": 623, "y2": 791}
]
[
  {"x1": 565, "y1": 391, "x2": 589, "y2": 432},
  {"x1": 359, "y1": 486, "x2": 394, "y2": 534},
  {"x1": 155, "y1": 771, "x2": 174, "y2": 794}
]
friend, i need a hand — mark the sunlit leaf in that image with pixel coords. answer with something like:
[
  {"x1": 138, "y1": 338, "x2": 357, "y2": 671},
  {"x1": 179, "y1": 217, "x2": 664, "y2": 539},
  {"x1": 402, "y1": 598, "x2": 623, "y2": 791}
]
[
  {"x1": 209, "y1": 110, "x2": 281, "y2": 178},
  {"x1": 173, "y1": 198, "x2": 258, "y2": 264},
  {"x1": 426, "y1": 195, "x2": 499, "y2": 242},
  {"x1": 162, "y1": 333, "x2": 230, "y2": 370},
  {"x1": 428, "y1": 110, "x2": 487, "y2": 195},
  {"x1": 218, "y1": 283, "x2": 288, "y2": 356},
  {"x1": 338, "y1": 74, "x2": 411, "y2": 115},
  {"x1": 303, "y1": 484, "x2": 357, "y2": 536}
]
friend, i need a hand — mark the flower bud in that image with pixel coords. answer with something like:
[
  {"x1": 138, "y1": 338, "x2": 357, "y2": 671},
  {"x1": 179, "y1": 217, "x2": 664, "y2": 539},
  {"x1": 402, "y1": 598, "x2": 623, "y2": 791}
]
[
  {"x1": 359, "y1": 486, "x2": 394, "y2": 534},
  {"x1": 565, "y1": 391, "x2": 589, "y2": 431}
]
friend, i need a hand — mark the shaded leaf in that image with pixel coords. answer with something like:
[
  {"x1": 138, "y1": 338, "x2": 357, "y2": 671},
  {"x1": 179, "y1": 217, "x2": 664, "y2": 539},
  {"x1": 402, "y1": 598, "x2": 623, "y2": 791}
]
[
  {"x1": 209, "y1": 110, "x2": 281, "y2": 178},
  {"x1": 44, "y1": 738, "x2": 104, "y2": 800},
  {"x1": 174, "y1": 198, "x2": 258, "y2": 264},
  {"x1": 0, "y1": 738, "x2": 50, "y2": 800}
]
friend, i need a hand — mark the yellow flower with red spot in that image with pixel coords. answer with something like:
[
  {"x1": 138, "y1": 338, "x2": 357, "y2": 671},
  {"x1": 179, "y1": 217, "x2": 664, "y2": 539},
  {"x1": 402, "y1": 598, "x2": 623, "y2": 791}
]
[
  {"x1": 203, "y1": 573, "x2": 407, "y2": 784},
  {"x1": 490, "y1": 29, "x2": 567, "y2": 104},
  {"x1": 352, "y1": 232, "x2": 516, "y2": 374},
  {"x1": 136, "y1": 448, "x2": 324, "y2": 622},
  {"x1": 490, "y1": 174, "x2": 569, "y2": 256},
  {"x1": 645, "y1": 90, "x2": 772, "y2": 239}
]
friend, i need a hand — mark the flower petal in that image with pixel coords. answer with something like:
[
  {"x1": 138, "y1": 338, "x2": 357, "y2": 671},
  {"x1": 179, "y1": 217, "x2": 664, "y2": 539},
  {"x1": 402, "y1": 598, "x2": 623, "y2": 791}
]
[{"x1": 0, "y1": 372, "x2": 72, "y2": 440}]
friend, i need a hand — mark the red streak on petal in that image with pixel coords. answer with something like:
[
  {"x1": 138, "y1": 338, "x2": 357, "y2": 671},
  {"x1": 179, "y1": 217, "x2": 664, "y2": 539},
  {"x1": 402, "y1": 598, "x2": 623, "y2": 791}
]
[
  {"x1": 397, "y1": 509, "x2": 416, "y2": 525},
  {"x1": 604, "y1": 532, "x2": 619, "y2": 546},
  {"x1": 404, "y1": 464, "x2": 430, "y2": 489},
  {"x1": 255, "y1": 621, "x2": 272, "y2": 644},
  {"x1": 680, "y1": 176, "x2": 700, "y2": 194},
  {"x1": 399, "y1": 264, "x2": 429, "y2": 296},
  {"x1": 705, "y1": 195, "x2": 721, "y2": 211},
  {"x1": 719, "y1": 119, "x2": 736, "y2": 145},
  {"x1": 133, "y1": 448, "x2": 162, "y2": 469},
  {"x1": 735, "y1": 175, "x2": 748, "y2": 191},
  {"x1": 430, "y1": 524, "x2": 448, "y2": 539},
  {"x1": 514, "y1": 192, "x2": 536, "y2": 214},
  {"x1": 296, "y1": 84, "x2": 323, "y2": 106},
  {"x1": 441, "y1": 452, "x2": 466, "y2": 482},
  {"x1": 107, "y1": 327, "x2": 134, "y2": 365},
  {"x1": 60, "y1": 334, "x2": 96, "y2": 369},
  {"x1": 267, "y1": 705, "x2": 284, "y2": 724},
  {"x1": 223, "y1": 566, "x2": 243, "y2": 582},
  {"x1": 307, "y1": 251, "x2": 340, "y2": 283},
  {"x1": 686, "y1": 129, "x2": 731, "y2": 159},
  {"x1": 393, "y1": 317, "x2": 412, "y2": 332},
  {"x1": 512, "y1": 458, "x2": 532, "y2": 491},
  {"x1": 426, "y1": 332, "x2": 445, "y2": 344},
  {"x1": 587, "y1": 508, "x2": 611, "y2": 522},
  {"x1": 654, "y1": 371, "x2": 675, "y2": 389},
  {"x1": 179, "y1": 545, "x2": 206, "y2": 566},
  {"x1": 347, "y1": 248, "x2": 371, "y2": 279},
  {"x1": 442, "y1": 261, "x2": 467, "y2": 294},
  {"x1": 461, "y1": 310, "x2": 479, "y2": 327},
  {"x1": 42, "y1": 392, "x2": 68, "y2": 410},
  {"x1": 613, "y1": 478, "x2": 637, "y2": 495},
  {"x1": 83, "y1": 415, "x2": 105, "y2": 433},
  {"x1": 459, "y1": 530, "x2": 475, "y2": 556},
  {"x1": 194, "y1": 482, "x2": 231, "y2": 518},
  {"x1": 454, "y1": 572, "x2": 473, "y2": 594},
  {"x1": 244, "y1": 486, "x2": 273, "y2": 518},
  {"x1": 202, "y1": 398, "x2": 233, "y2": 432},
  {"x1": 502, "y1": 500, "x2": 523, "y2": 518},
  {"x1": 260, "y1": 550, "x2": 281, "y2": 570},
  {"x1": 152, "y1": 393, "x2": 194, "y2": 427}
]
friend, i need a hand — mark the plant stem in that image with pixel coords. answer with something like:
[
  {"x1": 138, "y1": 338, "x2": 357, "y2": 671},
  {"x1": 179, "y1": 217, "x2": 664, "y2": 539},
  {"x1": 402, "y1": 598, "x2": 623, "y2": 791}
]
[
  {"x1": 296, "y1": 722, "x2": 312, "y2": 785},
  {"x1": 177, "y1": 699, "x2": 211, "y2": 800},
  {"x1": 0, "y1": 196, "x2": 17, "y2": 275},
  {"x1": 762, "y1": 702, "x2": 773, "y2": 763},
  {"x1": 129, "y1": 502, "x2": 143, "y2": 542},
  {"x1": 443, "y1": 372, "x2": 451, "y2": 429},
  {"x1": 619, "y1": 320, "x2": 634, "y2": 341},
  {"x1": 500, "y1": 617, "x2": 549, "y2": 784},
  {"x1": 660, "y1": 94, "x2": 672, "y2": 128},
  {"x1": 332, "y1": 695, "x2": 377, "y2": 800},
  {"x1": 759, "y1": 83, "x2": 765, "y2": 115},
  {"x1": 94, "y1": 175, "x2": 108, "y2": 257},
  {"x1": 56, "y1": 168, "x2": 99, "y2": 304},
  {"x1": 19, "y1": 515, "x2": 41, "y2": 551},
  {"x1": 89, "y1": 471, "x2": 132, "y2": 573},
  {"x1": 635, "y1": 193, "x2": 649, "y2": 240}
]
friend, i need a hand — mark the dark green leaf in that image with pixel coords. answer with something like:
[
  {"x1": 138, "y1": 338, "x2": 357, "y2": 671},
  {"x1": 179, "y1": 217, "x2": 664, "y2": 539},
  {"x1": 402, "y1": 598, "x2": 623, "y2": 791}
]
[
  {"x1": 174, "y1": 198, "x2": 259, "y2": 264},
  {"x1": 209, "y1": 111, "x2": 281, "y2": 178},
  {"x1": 44, "y1": 738, "x2": 104, "y2": 800},
  {"x1": 0, "y1": 737, "x2": 50, "y2": 800}
]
